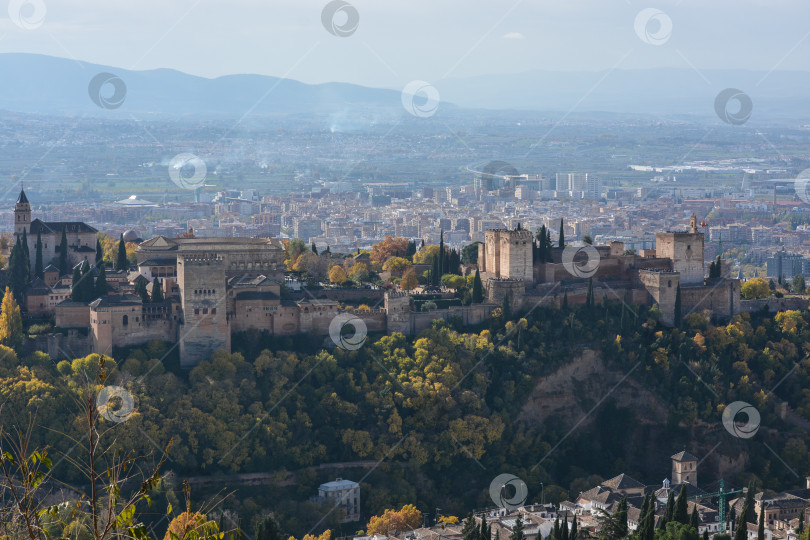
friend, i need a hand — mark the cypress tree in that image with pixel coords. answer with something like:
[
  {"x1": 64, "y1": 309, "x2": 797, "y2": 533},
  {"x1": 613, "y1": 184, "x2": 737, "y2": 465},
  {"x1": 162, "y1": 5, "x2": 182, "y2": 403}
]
[
  {"x1": 586, "y1": 277, "x2": 594, "y2": 308},
  {"x1": 674, "y1": 284, "x2": 682, "y2": 327},
  {"x1": 639, "y1": 494, "x2": 650, "y2": 532},
  {"x1": 21, "y1": 229, "x2": 29, "y2": 277},
  {"x1": 703, "y1": 532, "x2": 709, "y2": 540},
  {"x1": 80, "y1": 260, "x2": 94, "y2": 301},
  {"x1": 691, "y1": 506, "x2": 700, "y2": 530},
  {"x1": 95, "y1": 263, "x2": 108, "y2": 297},
  {"x1": 502, "y1": 293, "x2": 512, "y2": 321},
  {"x1": 480, "y1": 517, "x2": 490, "y2": 540},
  {"x1": 616, "y1": 497, "x2": 628, "y2": 538},
  {"x1": 34, "y1": 230, "x2": 43, "y2": 280},
  {"x1": 70, "y1": 265, "x2": 82, "y2": 301},
  {"x1": 643, "y1": 499, "x2": 656, "y2": 540},
  {"x1": 116, "y1": 234, "x2": 128, "y2": 271},
  {"x1": 472, "y1": 268, "x2": 484, "y2": 303},
  {"x1": 509, "y1": 515, "x2": 525, "y2": 540},
  {"x1": 431, "y1": 254, "x2": 440, "y2": 286},
  {"x1": 58, "y1": 227, "x2": 68, "y2": 276},
  {"x1": 559, "y1": 219, "x2": 565, "y2": 247},
  {"x1": 562, "y1": 291, "x2": 568, "y2": 311},
  {"x1": 151, "y1": 278, "x2": 163, "y2": 302},
  {"x1": 733, "y1": 506, "x2": 748, "y2": 540},
  {"x1": 798, "y1": 509, "x2": 804, "y2": 535},
  {"x1": 757, "y1": 508, "x2": 764, "y2": 540},
  {"x1": 439, "y1": 230, "x2": 445, "y2": 276},
  {"x1": 561, "y1": 513, "x2": 568, "y2": 540},
  {"x1": 461, "y1": 513, "x2": 477, "y2": 540},
  {"x1": 662, "y1": 490, "x2": 675, "y2": 528},
  {"x1": 570, "y1": 516, "x2": 577, "y2": 540},
  {"x1": 552, "y1": 517, "x2": 560, "y2": 540},
  {"x1": 311, "y1": 242, "x2": 318, "y2": 255},
  {"x1": 96, "y1": 237, "x2": 103, "y2": 266},
  {"x1": 674, "y1": 483, "x2": 689, "y2": 524},
  {"x1": 744, "y1": 483, "x2": 756, "y2": 522},
  {"x1": 134, "y1": 279, "x2": 149, "y2": 303},
  {"x1": 7, "y1": 241, "x2": 26, "y2": 305}
]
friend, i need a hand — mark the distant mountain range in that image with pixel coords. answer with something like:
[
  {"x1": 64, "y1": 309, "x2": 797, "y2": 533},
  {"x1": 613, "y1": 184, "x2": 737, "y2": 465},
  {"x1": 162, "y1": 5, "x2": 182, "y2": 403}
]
[{"x1": 2, "y1": 53, "x2": 810, "y2": 121}]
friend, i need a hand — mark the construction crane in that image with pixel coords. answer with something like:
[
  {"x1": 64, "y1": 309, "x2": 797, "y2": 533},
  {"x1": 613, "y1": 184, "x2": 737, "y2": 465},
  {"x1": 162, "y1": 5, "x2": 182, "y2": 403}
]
[{"x1": 688, "y1": 479, "x2": 747, "y2": 533}]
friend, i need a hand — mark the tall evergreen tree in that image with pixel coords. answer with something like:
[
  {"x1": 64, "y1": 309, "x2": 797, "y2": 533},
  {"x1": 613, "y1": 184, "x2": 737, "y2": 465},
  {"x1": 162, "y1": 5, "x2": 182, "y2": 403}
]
[
  {"x1": 116, "y1": 234, "x2": 128, "y2": 271},
  {"x1": 561, "y1": 513, "x2": 569, "y2": 540},
  {"x1": 462, "y1": 513, "x2": 477, "y2": 540},
  {"x1": 151, "y1": 278, "x2": 163, "y2": 302},
  {"x1": 757, "y1": 508, "x2": 764, "y2": 540},
  {"x1": 311, "y1": 242, "x2": 318, "y2": 255},
  {"x1": 552, "y1": 517, "x2": 560, "y2": 540},
  {"x1": 570, "y1": 516, "x2": 578, "y2": 540},
  {"x1": 509, "y1": 515, "x2": 525, "y2": 540},
  {"x1": 703, "y1": 531, "x2": 709, "y2": 540},
  {"x1": 95, "y1": 263, "x2": 108, "y2": 297},
  {"x1": 96, "y1": 237, "x2": 104, "y2": 267},
  {"x1": 674, "y1": 284, "x2": 683, "y2": 327},
  {"x1": 502, "y1": 293, "x2": 512, "y2": 321},
  {"x1": 733, "y1": 507, "x2": 748, "y2": 540},
  {"x1": 472, "y1": 268, "x2": 484, "y2": 303},
  {"x1": 744, "y1": 483, "x2": 756, "y2": 523},
  {"x1": 134, "y1": 279, "x2": 149, "y2": 303},
  {"x1": 70, "y1": 265, "x2": 82, "y2": 301},
  {"x1": 439, "y1": 230, "x2": 445, "y2": 276},
  {"x1": 21, "y1": 229, "x2": 29, "y2": 277},
  {"x1": 8, "y1": 240, "x2": 26, "y2": 305},
  {"x1": 616, "y1": 497, "x2": 629, "y2": 538},
  {"x1": 559, "y1": 219, "x2": 565, "y2": 247},
  {"x1": 34, "y1": 229, "x2": 43, "y2": 280},
  {"x1": 58, "y1": 227, "x2": 69, "y2": 276},
  {"x1": 480, "y1": 517, "x2": 490, "y2": 540},
  {"x1": 431, "y1": 254, "x2": 440, "y2": 286},
  {"x1": 562, "y1": 291, "x2": 569, "y2": 311},
  {"x1": 586, "y1": 277, "x2": 594, "y2": 308},
  {"x1": 639, "y1": 494, "x2": 650, "y2": 532},
  {"x1": 674, "y1": 484, "x2": 689, "y2": 524},
  {"x1": 642, "y1": 498, "x2": 656, "y2": 540},
  {"x1": 662, "y1": 490, "x2": 675, "y2": 528},
  {"x1": 254, "y1": 514, "x2": 283, "y2": 540},
  {"x1": 691, "y1": 506, "x2": 700, "y2": 530}
]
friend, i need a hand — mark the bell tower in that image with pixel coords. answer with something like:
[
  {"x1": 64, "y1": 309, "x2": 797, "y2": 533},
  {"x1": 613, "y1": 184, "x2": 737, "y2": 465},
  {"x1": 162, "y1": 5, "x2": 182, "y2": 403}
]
[
  {"x1": 671, "y1": 450, "x2": 698, "y2": 486},
  {"x1": 14, "y1": 188, "x2": 31, "y2": 238}
]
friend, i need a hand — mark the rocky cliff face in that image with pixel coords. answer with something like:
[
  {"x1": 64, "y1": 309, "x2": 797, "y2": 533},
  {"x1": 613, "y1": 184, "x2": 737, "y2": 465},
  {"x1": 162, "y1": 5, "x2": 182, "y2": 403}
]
[{"x1": 519, "y1": 348, "x2": 669, "y2": 428}]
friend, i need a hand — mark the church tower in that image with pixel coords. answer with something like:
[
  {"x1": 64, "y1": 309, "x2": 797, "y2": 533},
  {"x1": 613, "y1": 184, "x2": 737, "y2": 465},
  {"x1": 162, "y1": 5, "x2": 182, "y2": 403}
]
[
  {"x1": 14, "y1": 188, "x2": 31, "y2": 238},
  {"x1": 671, "y1": 450, "x2": 698, "y2": 486}
]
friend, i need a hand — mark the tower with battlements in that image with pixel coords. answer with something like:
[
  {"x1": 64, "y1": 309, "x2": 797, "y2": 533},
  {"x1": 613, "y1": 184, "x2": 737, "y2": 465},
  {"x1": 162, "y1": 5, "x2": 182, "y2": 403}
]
[
  {"x1": 479, "y1": 228, "x2": 533, "y2": 283},
  {"x1": 176, "y1": 254, "x2": 230, "y2": 367}
]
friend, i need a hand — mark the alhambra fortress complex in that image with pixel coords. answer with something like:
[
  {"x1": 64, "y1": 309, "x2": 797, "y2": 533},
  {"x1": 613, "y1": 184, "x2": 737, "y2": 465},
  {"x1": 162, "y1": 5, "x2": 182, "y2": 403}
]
[{"x1": 12, "y1": 190, "x2": 756, "y2": 366}]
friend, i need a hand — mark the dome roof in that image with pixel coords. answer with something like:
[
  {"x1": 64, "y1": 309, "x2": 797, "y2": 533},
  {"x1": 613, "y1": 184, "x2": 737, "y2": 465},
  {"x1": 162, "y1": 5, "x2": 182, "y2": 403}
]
[{"x1": 122, "y1": 230, "x2": 139, "y2": 242}]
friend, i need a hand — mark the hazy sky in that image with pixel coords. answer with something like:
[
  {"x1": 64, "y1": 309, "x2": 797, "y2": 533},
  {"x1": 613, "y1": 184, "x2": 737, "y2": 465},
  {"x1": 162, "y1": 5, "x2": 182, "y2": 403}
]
[{"x1": 1, "y1": 0, "x2": 808, "y2": 88}]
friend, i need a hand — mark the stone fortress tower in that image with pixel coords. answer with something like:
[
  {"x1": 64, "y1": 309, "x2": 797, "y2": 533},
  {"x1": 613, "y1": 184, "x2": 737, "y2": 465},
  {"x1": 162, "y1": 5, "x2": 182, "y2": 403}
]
[
  {"x1": 478, "y1": 228, "x2": 533, "y2": 282},
  {"x1": 655, "y1": 216, "x2": 705, "y2": 285},
  {"x1": 176, "y1": 254, "x2": 230, "y2": 367}
]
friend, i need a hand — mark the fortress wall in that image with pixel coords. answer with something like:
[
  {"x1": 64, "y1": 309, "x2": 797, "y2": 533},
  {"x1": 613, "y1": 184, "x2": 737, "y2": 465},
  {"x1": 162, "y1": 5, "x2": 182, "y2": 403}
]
[
  {"x1": 681, "y1": 279, "x2": 741, "y2": 319},
  {"x1": 288, "y1": 288, "x2": 385, "y2": 303},
  {"x1": 741, "y1": 297, "x2": 810, "y2": 313}
]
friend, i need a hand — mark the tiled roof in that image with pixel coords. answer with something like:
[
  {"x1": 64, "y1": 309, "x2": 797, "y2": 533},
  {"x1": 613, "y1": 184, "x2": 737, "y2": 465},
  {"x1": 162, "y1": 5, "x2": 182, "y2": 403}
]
[
  {"x1": 602, "y1": 473, "x2": 646, "y2": 491},
  {"x1": 29, "y1": 219, "x2": 97, "y2": 235},
  {"x1": 671, "y1": 450, "x2": 698, "y2": 462}
]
